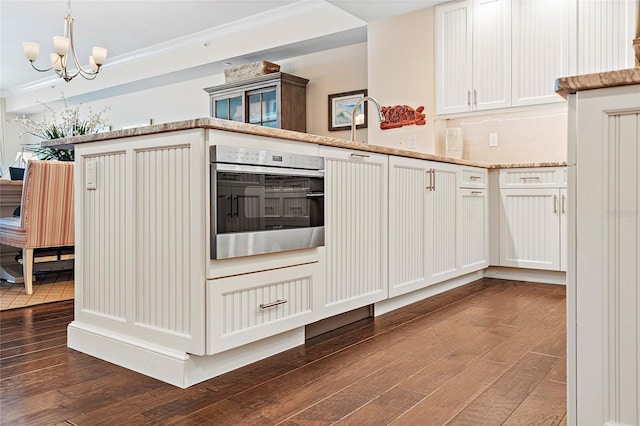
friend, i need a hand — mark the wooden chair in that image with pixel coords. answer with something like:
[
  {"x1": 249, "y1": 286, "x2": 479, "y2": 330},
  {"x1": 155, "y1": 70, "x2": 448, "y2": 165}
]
[{"x1": 0, "y1": 160, "x2": 74, "y2": 294}]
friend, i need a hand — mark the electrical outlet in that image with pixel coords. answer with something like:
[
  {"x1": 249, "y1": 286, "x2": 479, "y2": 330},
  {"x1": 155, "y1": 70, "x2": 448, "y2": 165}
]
[
  {"x1": 489, "y1": 132, "x2": 499, "y2": 147},
  {"x1": 407, "y1": 135, "x2": 417, "y2": 149},
  {"x1": 86, "y1": 160, "x2": 97, "y2": 190}
]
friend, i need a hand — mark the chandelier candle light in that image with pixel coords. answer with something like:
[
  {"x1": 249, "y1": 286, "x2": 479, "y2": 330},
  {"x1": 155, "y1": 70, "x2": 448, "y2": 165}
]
[{"x1": 22, "y1": 0, "x2": 107, "y2": 82}]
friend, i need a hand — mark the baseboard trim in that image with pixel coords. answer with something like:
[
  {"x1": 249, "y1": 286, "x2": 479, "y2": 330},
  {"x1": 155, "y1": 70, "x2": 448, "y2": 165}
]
[
  {"x1": 374, "y1": 271, "x2": 485, "y2": 317},
  {"x1": 484, "y1": 266, "x2": 566, "y2": 285},
  {"x1": 68, "y1": 321, "x2": 305, "y2": 388}
]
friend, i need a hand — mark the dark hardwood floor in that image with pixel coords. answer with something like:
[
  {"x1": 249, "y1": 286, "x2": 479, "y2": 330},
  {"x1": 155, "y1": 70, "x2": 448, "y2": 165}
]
[{"x1": 0, "y1": 278, "x2": 567, "y2": 425}]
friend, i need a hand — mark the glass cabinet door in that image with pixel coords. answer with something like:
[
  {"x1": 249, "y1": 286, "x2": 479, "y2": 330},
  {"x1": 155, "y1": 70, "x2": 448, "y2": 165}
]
[
  {"x1": 247, "y1": 87, "x2": 278, "y2": 127},
  {"x1": 214, "y1": 95, "x2": 243, "y2": 122}
]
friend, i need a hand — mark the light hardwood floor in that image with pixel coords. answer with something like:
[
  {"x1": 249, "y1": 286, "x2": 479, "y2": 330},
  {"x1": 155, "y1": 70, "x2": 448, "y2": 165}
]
[{"x1": 0, "y1": 278, "x2": 566, "y2": 425}]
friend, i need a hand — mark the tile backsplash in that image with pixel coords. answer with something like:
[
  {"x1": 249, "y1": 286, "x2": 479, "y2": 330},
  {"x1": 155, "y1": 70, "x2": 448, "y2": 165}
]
[{"x1": 435, "y1": 105, "x2": 568, "y2": 164}]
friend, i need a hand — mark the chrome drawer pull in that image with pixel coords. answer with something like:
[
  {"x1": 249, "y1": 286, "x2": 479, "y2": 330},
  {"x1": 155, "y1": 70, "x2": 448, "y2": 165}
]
[
  {"x1": 305, "y1": 193, "x2": 324, "y2": 198},
  {"x1": 520, "y1": 176, "x2": 540, "y2": 181},
  {"x1": 350, "y1": 153, "x2": 370, "y2": 159},
  {"x1": 259, "y1": 299, "x2": 288, "y2": 309},
  {"x1": 470, "y1": 176, "x2": 481, "y2": 180},
  {"x1": 562, "y1": 194, "x2": 566, "y2": 214},
  {"x1": 471, "y1": 191, "x2": 483, "y2": 195},
  {"x1": 554, "y1": 195, "x2": 558, "y2": 213}
]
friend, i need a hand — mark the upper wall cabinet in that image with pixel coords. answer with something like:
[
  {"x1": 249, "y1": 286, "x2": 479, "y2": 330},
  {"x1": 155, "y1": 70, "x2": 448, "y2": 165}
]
[
  {"x1": 511, "y1": 0, "x2": 570, "y2": 106},
  {"x1": 436, "y1": 0, "x2": 511, "y2": 114},
  {"x1": 436, "y1": 0, "x2": 638, "y2": 115},
  {"x1": 574, "y1": 0, "x2": 639, "y2": 74}
]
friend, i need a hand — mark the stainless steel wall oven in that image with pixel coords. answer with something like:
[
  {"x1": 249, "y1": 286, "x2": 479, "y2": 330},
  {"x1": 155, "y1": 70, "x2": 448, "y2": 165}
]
[{"x1": 210, "y1": 145, "x2": 324, "y2": 259}]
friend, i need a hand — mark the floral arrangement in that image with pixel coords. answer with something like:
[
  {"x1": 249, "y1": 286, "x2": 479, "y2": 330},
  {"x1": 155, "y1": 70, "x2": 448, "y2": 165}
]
[{"x1": 10, "y1": 93, "x2": 111, "y2": 161}]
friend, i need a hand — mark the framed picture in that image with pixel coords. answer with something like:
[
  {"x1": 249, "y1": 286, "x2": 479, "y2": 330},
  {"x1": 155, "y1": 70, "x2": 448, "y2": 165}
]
[{"x1": 328, "y1": 89, "x2": 367, "y2": 131}]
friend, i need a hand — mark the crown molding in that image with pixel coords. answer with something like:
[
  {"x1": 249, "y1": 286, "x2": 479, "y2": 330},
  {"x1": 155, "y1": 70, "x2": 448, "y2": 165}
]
[{"x1": 3, "y1": 0, "x2": 364, "y2": 99}]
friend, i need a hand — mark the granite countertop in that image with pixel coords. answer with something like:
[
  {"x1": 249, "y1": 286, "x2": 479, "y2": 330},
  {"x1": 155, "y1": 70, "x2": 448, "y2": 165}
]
[
  {"x1": 44, "y1": 117, "x2": 566, "y2": 170},
  {"x1": 555, "y1": 67, "x2": 640, "y2": 98}
]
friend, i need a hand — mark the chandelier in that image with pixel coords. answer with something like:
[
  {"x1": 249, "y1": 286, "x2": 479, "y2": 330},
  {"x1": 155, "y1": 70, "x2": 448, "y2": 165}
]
[{"x1": 22, "y1": 0, "x2": 107, "y2": 82}]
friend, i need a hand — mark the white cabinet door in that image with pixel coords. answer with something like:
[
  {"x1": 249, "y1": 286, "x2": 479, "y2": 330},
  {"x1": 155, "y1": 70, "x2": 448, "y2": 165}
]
[
  {"x1": 388, "y1": 156, "x2": 429, "y2": 298},
  {"x1": 472, "y1": 0, "x2": 511, "y2": 111},
  {"x1": 426, "y1": 161, "x2": 460, "y2": 284},
  {"x1": 435, "y1": 0, "x2": 473, "y2": 115},
  {"x1": 575, "y1": 0, "x2": 639, "y2": 74},
  {"x1": 436, "y1": 0, "x2": 510, "y2": 114},
  {"x1": 499, "y1": 188, "x2": 561, "y2": 270},
  {"x1": 511, "y1": 0, "x2": 569, "y2": 106},
  {"x1": 458, "y1": 188, "x2": 489, "y2": 274},
  {"x1": 319, "y1": 147, "x2": 388, "y2": 319}
]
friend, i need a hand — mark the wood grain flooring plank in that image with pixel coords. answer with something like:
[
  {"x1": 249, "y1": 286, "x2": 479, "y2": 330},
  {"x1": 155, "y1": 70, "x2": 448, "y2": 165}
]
[
  {"x1": 280, "y1": 313, "x2": 492, "y2": 425},
  {"x1": 66, "y1": 386, "x2": 192, "y2": 426},
  {"x1": 171, "y1": 335, "x2": 426, "y2": 425},
  {"x1": 482, "y1": 326, "x2": 554, "y2": 365},
  {"x1": 399, "y1": 325, "x2": 516, "y2": 397},
  {"x1": 392, "y1": 358, "x2": 509, "y2": 426},
  {"x1": 0, "y1": 335, "x2": 67, "y2": 359},
  {"x1": 0, "y1": 329, "x2": 67, "y2": 351},
  {"x1": 0, "y1": 349, "x2": 72, "y2": 381},
  {"x1": 502, "y1": 379, "x2": 566, "y2": 426},
  {"x1": 530, "y1": 324, "x2": 566, "y2": 359},
  {"x1": 445, "y1": 353, "x2": 559, "y2": 425},
  {"x1": 0, "y1": 321, "x2": 73, "y2": 345},
  {"x1": 3, "y1": 367, "x2": 167, "y2": 425},
  {"x1": 335, "y1": 386, "x2": 425, "y2": 426},
  {"x1": 546, "y1": 356, "x2": 567, "y2": 384},
  {"x1": 0, "y1": 349, "x2": 123, "y2": 396}
]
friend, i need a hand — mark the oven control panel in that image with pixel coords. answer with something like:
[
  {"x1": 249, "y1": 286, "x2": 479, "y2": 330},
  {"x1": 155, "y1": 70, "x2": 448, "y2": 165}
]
[{"x1": 211, "y1": 145, "x2": 324, "y2": 170}]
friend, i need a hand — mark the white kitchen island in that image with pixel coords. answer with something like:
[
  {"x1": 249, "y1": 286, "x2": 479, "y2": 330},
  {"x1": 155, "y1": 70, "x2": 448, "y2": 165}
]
[
  {"x1": 557, "y1": 68, "x2": 640, "y2": 426},
  {"x1": 49, "y1": 118, "x2": 565, "y2": 387}
]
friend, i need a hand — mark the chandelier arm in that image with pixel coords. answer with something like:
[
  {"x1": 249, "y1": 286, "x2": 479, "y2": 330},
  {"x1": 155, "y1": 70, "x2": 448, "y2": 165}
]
[
  {"x1": 67, "y1": 15, "x2": 99, "y2": 78},
  {"x1": 29, "y1": 61, "x2": 54, "y2": 73}
]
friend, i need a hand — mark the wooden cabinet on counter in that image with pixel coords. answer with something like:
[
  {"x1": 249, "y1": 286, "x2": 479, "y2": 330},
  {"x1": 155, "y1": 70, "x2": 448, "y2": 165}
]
[{"x1": 204, "y1": 72, "x2": 309, "y2": 132}]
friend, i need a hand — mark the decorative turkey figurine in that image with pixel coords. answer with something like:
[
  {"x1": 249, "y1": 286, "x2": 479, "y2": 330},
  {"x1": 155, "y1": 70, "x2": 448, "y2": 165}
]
[{"x1": 380, "y1": 105, "x2": 426, "y2": 130}]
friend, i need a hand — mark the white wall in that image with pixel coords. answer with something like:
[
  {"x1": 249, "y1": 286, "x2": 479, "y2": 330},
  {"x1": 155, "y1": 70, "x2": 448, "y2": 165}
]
[
  {"x1": 280, "y1": 43, "x2": 368, "y2": 142},
  {"x1": 435, "y1": 105, "x2": 568, "y2": 163},
  {"x1": 367, "y1": 8, "x2": 436, "y2": 153},
  {"x1": 1, "y1": 43, "x2": 367, "y2": 172}
]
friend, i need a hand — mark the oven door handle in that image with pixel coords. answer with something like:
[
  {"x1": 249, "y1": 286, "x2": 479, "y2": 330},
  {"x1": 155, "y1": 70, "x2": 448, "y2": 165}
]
[
  {"x1": 305, "y1": 193, "x2": 324, "y2": 198},
  {"x1": 226, "y1": 196, "x2": 233, "y2": 217},
  {"x1": 214, "y1": 163, "x2": 325, "y2": 178}
]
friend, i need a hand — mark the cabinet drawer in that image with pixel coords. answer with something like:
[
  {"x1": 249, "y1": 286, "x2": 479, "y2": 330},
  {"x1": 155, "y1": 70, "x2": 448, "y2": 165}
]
[
  {"x1": 499, "y1": 167, "x2": 566, "y2": 188},
  {"x1": 460, "y1": 168, "x2": 487, "y2": 188},
  {"x1": 207, "y1": 262, "x2": 318, "y2": 354}
]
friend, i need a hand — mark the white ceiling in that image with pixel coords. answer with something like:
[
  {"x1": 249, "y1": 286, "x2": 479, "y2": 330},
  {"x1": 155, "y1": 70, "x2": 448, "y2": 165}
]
[{"x1": 0, "y1": 0, "x2": 444, "y2": 108}]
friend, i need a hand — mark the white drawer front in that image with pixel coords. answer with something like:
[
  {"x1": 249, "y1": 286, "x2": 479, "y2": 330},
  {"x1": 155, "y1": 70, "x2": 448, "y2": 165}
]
[
  {"x1": 499, "y1": 167, "x2": 565, "y2": 188},
  {"x1": 207, "y1": 263, "x2": 317, "y2": 354},
  {"x1": 460, "y1": 168, "x2": 487, "y2": 188}
]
